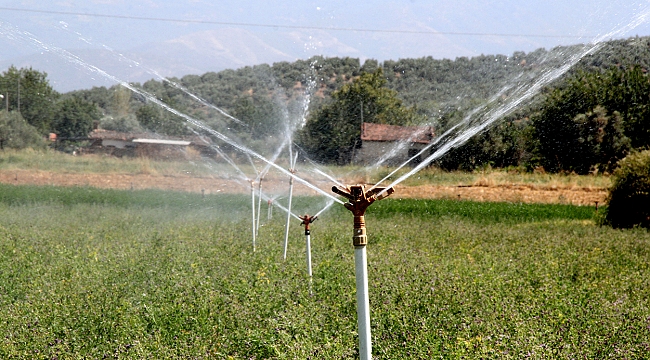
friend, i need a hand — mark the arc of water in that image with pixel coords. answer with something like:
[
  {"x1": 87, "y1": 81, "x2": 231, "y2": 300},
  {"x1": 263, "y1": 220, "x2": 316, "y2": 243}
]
[
  {"x1": 311, "y1": 168, "x2": 347, "y2": 189},
  {"x1": 0, "y1": 24, "x2": 344, "y2": 205},
  {"x1": 314, "y1": 199, "x2": 335, "y2": 218},
  {"x1": 188, "y1": 129, "x2": 250, "y2": 182},
  {"x1": 382, "y1": 47, "x2": 623, "y2": 194},
  {"x1": 373, "y1": 7, "x2": 650, "y2": 194},
  {"x1": 368, "y1": 82, "x2": 519, "y2": 192},
  {"x1": 259, "y1": 192, "x2": 300, "y2": 221},
  {"x1": 55, "y1": 21, "x2": 248, "y2": 127}
]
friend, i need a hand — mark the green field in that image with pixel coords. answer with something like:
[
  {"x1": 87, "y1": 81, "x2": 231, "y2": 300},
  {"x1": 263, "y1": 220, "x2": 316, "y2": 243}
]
[{"x1": 0, "y1": 184, "x2": 648, "y2": 358}]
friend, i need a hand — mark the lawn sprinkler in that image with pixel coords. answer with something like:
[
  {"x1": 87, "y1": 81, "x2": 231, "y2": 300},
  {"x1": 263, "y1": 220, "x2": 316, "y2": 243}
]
[
  {"x1": 332, "y1": 184, "x2": 394, "y2": 360},
  {"x1": 249, "y1": 180, "x2": 256, "y2": 252},
  {"x1": 282, "y1": 167, "x2": 297, "y2": 260},
  {"x1": 299, "y1": 214, "x2": 318, "y2": 278}
]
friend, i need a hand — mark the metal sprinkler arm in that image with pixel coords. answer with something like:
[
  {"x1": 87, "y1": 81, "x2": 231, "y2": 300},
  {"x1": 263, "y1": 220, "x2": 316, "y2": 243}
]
[
  {"x1": 332, "y1": 185, "x2": 394, "y2": 246},
  {"x1": 299, "y1": 214, "x2": 318, "y2": 234}
]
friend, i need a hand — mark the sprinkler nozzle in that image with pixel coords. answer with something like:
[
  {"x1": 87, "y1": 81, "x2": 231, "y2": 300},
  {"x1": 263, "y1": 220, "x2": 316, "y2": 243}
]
[
  {"x1": 332, "y1": 184, "x2": 394, "y2": 246},
  {"x1": 299, "y1": 214, "x2": 318, "y2": 235}
]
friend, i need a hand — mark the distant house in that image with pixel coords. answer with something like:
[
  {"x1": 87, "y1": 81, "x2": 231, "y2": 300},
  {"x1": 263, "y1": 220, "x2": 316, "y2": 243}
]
[
  {"x1": 85, "y1": 129, "x2": 214, "y2": 159},
  {"x1": 353, "y1": 122, "x2": 435, "y2": 166}
]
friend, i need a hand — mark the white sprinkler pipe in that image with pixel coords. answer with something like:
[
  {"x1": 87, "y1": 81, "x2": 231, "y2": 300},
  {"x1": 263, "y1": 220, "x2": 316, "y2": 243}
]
[
  {"x1": 306, "y1": 233, "x2": 312, "y2": 277},
  {"x1": 299, "y1": 214, "x2": 317, "y2": 278},
  {"x1": 331, "y1": 184, "x2": 395, "y2": 360},
  {"x1": 282, "y1": 175, "x2": 295, "y2": 260},
  {"x1": 250, "y1": 181, "x2": 256, "y2": 252},
  {"x1": 256, "y1": 177, "x2": 263, "y2": 235},
  {"x1": 355, "y1": 245, "x2": 371, "y2": 360}
]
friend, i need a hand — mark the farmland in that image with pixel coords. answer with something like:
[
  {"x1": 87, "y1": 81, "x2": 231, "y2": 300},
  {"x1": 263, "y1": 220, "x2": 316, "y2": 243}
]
[{"x1": 0, "y1": 183, "x2": 648, "y2": 358}]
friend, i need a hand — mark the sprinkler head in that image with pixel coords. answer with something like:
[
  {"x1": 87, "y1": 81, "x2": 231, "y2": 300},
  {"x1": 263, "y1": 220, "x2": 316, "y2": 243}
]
[
  {"x1": 299, "y1": 214, "x2": 318, "y2": 235},
  {"x1": 332, "y1": 184, "x2": 394, "y2": 247},
  {"x1": 332, "y1": 185, "x2": 395, "y2": 216}
]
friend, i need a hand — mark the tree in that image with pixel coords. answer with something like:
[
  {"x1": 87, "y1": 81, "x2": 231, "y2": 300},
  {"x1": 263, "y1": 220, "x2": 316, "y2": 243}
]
[
  {"x1": 0, "y1": 66, "x2": 58, "y2": 134},
  {"x1": 603, "y1": 150, "x2": 650, "y2": 229},
  {"x1": 571, "y1": 106, "x2": 629, "y2": 173},
  {"x1": 232, "y1": 95, "x2": 283, "y2": 139},
  {"x1": 298, "y1": 68, "x2": 425, "y2": 164},
  {"x1": 51, "y1": 97, "x2": 101, "y2": 138},
  {"x1": 136, "y1": 103, "x2": 188, "y2": 136},
  {"x1": 532, "y1": 67, "x2": 645, "y2": 173},
  {"x1": 0, "y1": 111, "x2": 44, "y2": 149}
]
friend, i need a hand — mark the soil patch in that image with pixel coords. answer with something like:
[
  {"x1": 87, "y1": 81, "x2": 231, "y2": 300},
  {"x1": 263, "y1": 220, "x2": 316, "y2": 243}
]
[{"x1": 0, "y1": 169, "x2": 607, "y2": 206}]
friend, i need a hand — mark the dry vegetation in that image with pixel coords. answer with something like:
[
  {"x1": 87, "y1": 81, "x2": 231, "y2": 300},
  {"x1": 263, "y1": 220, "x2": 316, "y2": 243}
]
[{"x1": 0, "y1": 149, "x2": 609, "y2": 205}]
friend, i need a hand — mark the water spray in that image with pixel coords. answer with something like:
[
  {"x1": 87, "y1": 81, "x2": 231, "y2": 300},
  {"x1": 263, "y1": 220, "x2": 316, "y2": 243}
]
[
  {"x1": 332, "y1": 184, "x2": 395, "y2": 360},
  {"x1": 299, "y1": 214, "x2": 318, "y2": 279}
]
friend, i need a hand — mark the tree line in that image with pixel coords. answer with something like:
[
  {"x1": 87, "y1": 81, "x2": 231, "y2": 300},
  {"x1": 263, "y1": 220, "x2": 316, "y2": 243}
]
[{"x1": 3, "y1": 36, "x2": 650, "y2": 174}]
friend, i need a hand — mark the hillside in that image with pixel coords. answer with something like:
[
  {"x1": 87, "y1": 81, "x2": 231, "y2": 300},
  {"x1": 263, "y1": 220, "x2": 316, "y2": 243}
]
[
  {"x1": 71, "y1": 36, "x2": 650, "y2": 131},
  {"x1": 46, "y1": 37, "x2": 650, "y2": 173}
]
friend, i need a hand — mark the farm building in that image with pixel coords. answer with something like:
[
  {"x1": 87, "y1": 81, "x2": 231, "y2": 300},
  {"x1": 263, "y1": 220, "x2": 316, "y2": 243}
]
[
  {"x1": 84, "y1": 129, "x2": 214, "y2": 160},
  {"x1": 353, "y1": 122, "x2": 435, "y2": 166}
]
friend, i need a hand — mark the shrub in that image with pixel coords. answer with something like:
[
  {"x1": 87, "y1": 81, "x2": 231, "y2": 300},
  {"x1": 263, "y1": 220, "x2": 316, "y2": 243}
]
[
  {"x1": 0, "y1": 111, "x2": 45, "y2": 149},
  {"x1": 604, "y1": 150, "x2": 650, "y2": 228}
]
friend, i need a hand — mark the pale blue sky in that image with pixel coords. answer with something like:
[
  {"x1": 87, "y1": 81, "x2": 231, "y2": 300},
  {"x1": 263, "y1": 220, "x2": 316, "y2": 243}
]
[{"x1": 0, "y1": 0, "x2": 648, "y2": 90}]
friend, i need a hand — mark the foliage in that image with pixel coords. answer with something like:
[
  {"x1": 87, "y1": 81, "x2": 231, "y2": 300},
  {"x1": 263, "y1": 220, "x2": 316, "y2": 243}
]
[
  {"x1": 603, "y1": 150, "x2": 650, "y2": 229},
  {"x1": 1, "y1": 185, "x2": 650, "y2": 358},
  {"x1": 51, "y1": 97, "x2": 101, "y2": 138},
  {"x1": 231, "y1": 94, "x2": 285, "y2": 139},
  {"x1": 61, "y1": 36, "x2": 650, "y2": 171},
  {"x1": 0, "y1": 66, "x2": 59, "y2": 134},
  {"x1": 0, "y1": 111, "x2": 45, "y2": 149},
  {"x1": 532, "y1": 66, "x2": 650, "y2": 173},
  {"x1": 298, "y1": 68, "x2": 425, "y2": 164},
  {"x1": 99, "y1": 114, "x2": 144, "y2": 133},
  {"x1": 136, "y1": 103, "x2": 188, "y2": 136},
  {"x1": 436, "y1": 117, "x2": 535, "y2": 171}
]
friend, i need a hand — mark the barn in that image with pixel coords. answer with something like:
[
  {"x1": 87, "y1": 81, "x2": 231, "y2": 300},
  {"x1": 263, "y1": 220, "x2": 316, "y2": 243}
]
[{"x1": 353, "y1": 122, "x2": 435, "y2": 166}]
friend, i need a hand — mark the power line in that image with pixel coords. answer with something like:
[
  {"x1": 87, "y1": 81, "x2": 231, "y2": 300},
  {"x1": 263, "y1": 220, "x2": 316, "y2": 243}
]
[{"x1": 0, "y1": 6, "x2": 592, "y2": 39}]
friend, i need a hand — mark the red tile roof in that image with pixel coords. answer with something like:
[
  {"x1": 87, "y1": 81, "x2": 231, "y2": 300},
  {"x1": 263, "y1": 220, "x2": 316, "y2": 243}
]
[{"x1": 360, "y1": 122, "x2": 434, "y2": 143}]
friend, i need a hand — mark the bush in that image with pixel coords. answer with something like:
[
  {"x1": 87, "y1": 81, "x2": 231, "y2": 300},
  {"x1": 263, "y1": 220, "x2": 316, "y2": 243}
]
[
  {"x1": 604, "y1": 150, "x2": 650, "y2": 228},
  {"x1": 0, "y1": 111, "x2": 45, "y2": 149},
  {"x1": 100, "y1": 114, "x2": 143, "y2": 133}
]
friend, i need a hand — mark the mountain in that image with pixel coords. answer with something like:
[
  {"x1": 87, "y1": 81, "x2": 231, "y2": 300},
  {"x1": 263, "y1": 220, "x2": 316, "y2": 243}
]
[{"x1": 0, "y1": 28, "x2": 300, "y2": 92}]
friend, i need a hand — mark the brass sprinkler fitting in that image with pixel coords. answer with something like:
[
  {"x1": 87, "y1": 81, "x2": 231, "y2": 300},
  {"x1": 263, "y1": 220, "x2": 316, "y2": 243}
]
[
  {"x1": 288, "y1": 168, "x2": 296, "y2": 185},
  {"x1": 332, "y1": 185, "x2": 394, "y2": 247},
  {"x1": 299, "y1": 214, "x2": 318, "y2": 235}
]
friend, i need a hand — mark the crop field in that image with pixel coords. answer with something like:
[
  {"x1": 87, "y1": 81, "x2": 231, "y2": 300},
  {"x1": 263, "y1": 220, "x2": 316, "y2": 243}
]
[{"x1": 0, "y1": 184, "x2": 649, "y2": 358}]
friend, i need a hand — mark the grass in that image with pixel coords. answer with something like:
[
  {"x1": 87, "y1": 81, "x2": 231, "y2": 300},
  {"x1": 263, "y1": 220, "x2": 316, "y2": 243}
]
[{"x1": 1, "y1": 185, "x2": 648, "y2": 358}]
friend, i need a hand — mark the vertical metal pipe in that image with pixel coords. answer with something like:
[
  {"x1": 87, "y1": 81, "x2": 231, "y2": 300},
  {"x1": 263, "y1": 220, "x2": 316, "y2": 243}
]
[
  {"x1": 283, "y1": 177, "x2": 294, "y2": 260},
  {"x1": 267, "y1": 199, "x2": 273, "y2": 220},
  {"x1": 250, "y1": 181, "x2": 256, "y2": 252},
  {"x1": 355, "y1": 245, "x2": 371, "y2": 360}
]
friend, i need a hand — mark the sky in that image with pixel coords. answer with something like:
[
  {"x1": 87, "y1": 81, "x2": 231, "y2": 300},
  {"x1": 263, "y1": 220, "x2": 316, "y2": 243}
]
[{"x1": 0, "y1": 0, "x2": 649, "y2": 91}]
